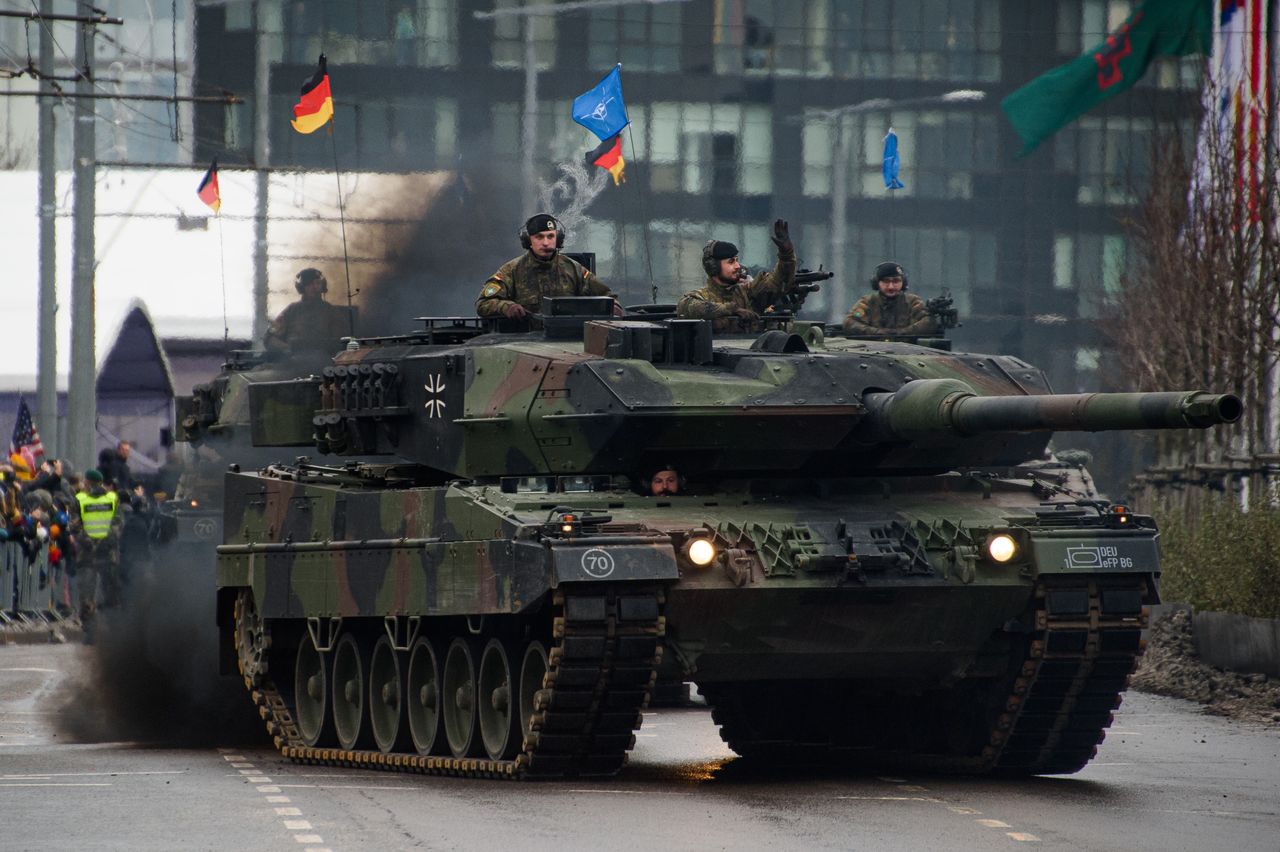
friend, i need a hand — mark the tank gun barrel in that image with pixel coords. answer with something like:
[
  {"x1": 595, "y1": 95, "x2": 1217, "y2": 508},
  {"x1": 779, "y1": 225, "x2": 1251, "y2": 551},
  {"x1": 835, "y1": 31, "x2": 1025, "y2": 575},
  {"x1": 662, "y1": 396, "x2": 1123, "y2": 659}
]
[{"x1": 862, "y1": 380, "x2": 1241, "y2": 440}]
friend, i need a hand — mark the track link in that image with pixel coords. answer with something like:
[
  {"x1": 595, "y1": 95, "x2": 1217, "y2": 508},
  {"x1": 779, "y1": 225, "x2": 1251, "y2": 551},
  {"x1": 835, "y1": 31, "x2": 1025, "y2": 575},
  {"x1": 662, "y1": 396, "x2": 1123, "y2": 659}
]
[{"x1": 234, "y1": 585, "x2": 666, "y2": 780}]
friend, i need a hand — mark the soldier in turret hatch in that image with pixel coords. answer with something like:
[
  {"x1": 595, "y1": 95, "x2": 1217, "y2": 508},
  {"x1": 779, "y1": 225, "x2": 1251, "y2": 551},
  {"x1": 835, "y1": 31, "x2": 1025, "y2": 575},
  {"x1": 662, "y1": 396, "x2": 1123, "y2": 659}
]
[
  {"x1": 476, "y1": 213, "x2": 620, "y2": 322},
  {"x1": 263, "y1": 267, "x2": 354, "y2": 358},
  {"x1": 842, "y1": 261, "x2": 938, "y2": 336},
  {"x1": 676, "y1": 219, "x2": 797, "y2": 333}
]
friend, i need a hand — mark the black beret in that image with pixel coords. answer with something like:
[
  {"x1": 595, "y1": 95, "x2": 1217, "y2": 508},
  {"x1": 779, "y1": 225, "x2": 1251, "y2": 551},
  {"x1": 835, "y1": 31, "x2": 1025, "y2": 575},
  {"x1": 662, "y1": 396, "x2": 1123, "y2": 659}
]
[
  {"x1": 524, "y1": 214, "x2": 559, "y2": 235},
  {"x1": 709, "y1": 241, "x2": 739, "y2": 261},
  {"x1": 874, "y1": 261, "x2": 905, "y2": 281}
]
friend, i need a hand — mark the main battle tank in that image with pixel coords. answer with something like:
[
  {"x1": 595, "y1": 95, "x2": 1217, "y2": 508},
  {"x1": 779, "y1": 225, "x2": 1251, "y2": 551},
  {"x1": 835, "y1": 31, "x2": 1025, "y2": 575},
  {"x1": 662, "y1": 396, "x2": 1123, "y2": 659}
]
[{"x1": 216, "y1": 300, "x2": 1240, "y2": 779}]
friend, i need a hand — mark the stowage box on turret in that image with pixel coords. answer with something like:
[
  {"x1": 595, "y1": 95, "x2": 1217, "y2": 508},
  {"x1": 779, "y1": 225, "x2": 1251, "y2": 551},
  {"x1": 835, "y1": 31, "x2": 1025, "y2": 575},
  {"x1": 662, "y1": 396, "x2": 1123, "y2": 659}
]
[{"x1": 216, "y1": 303, "x2": 1240, "y2": 779}]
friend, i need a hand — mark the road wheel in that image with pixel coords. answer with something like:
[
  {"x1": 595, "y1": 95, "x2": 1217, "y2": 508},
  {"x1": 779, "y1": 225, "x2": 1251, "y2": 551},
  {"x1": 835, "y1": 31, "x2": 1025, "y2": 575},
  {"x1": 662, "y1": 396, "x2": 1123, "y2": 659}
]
[
  {"x1": 331, "y1": 632, "x2": 372, "y2": 751},
  {"x1": 368, "y1": 634, "x2": 409, "y2": 753},
  {"x1": 406, "y1": 636, "x2": 443, "y2": 755},
  {"x1": 478, "y1": 638, "x2": 521, "y2": 760},
  {"x1": 294, "y1": 632, "x2": 334, "y2": 747},
  {"x1": 518, "y1": 640, "x2": 549, "y2": 747},
  {"x1": 442, "y1": 638, "x2": 479, "y2": 758}
]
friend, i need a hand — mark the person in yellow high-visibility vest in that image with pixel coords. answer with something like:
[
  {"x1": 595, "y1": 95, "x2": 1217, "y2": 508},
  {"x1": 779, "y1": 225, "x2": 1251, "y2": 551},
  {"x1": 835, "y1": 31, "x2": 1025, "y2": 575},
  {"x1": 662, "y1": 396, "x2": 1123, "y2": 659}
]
[{"x1": 71, "y1": 468, "x2": 124, "y2": 644}]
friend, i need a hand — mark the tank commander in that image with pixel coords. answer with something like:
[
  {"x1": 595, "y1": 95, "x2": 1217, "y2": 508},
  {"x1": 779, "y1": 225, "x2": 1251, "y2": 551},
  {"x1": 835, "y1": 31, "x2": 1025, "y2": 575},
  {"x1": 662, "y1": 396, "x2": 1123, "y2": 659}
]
[
  {"x1": 476, "y1": 213, "x2": 621, "y2": 322},
  {"x1": 263, "y1": 268, "x2": 354, "y2": 358},
  {"x1": 649, "y1": 465, "x2": 680, "y2": 497},
  {"x1": 842, "y1": 261, "x2": 939, "y2": 336},
  {"x1": 676, "y1": 219, "x2": 797, "y2": 333}
]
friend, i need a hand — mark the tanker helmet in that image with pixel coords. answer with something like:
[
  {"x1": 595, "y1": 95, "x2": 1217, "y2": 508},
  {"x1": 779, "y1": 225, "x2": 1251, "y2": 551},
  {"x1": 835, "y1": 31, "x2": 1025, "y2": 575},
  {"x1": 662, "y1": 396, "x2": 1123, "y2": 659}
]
[{"x1": 295, "y1": 267, "x2": 328, "y2": 294}]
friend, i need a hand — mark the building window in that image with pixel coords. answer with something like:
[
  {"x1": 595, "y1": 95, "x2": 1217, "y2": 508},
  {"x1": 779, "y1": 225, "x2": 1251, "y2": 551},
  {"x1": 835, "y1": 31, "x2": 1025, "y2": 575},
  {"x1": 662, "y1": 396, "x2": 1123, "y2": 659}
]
[
  {"x1": 631, "y1": 102, "x2": 772, "y2": 196},
  {"x1": 1056, "y1": 115, "x2": 1155, "y2": 205},
  {"x1": 356, "y1": 97, "x2": 456, "y2": 170},
  {"x1": 490, "y1": 0, "x2": 555, "y2": 71},
  {"x1": 282, "y1": 0, "x2": 456, "y2": 67},
  {"x1": 802, "y1": 108, "x2": 996, "y2": 200},
  {"x1": 712, "y1": 0, "x2": 833, "y2": 77},
  {"x1": 832, "y1": 0, "x2": 1001, "y2": 82},
  {"x1": 1054, "y1": 233, "x2": 1127, "y2": 318},
  {"x1": 588, "y1": 4, "x2": 682, "y2": 72}
]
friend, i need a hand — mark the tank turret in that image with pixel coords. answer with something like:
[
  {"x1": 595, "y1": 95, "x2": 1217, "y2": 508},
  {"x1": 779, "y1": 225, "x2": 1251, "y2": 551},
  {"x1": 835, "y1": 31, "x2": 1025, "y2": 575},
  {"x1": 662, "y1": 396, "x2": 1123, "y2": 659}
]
[{"x1": 244, "y1": 313, "x2": 1239, "y2": 479}]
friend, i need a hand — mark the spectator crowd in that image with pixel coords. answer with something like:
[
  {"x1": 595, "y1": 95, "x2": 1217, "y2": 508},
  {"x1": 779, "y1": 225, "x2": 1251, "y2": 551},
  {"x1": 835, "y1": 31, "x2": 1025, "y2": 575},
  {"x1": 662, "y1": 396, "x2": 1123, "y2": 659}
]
[{"x1": 1, "y1": 440, "x2": 159, "y2": 631}]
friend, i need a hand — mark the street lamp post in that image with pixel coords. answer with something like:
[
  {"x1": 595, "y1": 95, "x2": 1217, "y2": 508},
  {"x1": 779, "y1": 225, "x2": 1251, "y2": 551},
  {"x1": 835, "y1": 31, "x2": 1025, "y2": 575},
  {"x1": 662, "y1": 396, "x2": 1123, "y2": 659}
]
[{"x1": 810, "y1": 90, "x2": 985, "y2": 324}]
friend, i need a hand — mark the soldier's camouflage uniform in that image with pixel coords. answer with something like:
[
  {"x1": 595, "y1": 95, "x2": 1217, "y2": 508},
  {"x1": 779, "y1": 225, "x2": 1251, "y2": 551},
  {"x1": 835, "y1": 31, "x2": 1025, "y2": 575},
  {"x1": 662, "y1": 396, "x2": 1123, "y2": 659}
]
[
  {"x1": 675, "y1": 250, "x2": 797, "y2": 333},
  {"x1": 476, "y1": 253, "x2": 614, "y2": 318},
  {"x1": 263, "y1": 298, "x2": 354, "y2": 357},
  {"x1": 843, "y1": 291, "x2": 938, "y2": 335}
]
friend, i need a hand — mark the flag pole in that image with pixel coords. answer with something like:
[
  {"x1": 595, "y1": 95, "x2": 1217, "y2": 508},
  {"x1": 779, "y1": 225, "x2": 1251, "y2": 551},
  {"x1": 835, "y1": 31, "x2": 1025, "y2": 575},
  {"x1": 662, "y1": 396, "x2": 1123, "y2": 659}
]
[
  {"x1": 328, "y1": 119, "x2": 356, "y2": 338},
  {"x1": 625, "y1": 123, "x2": 656, "y2": 304},
  {"x1": 217, "y1": 212, "x2": 230, "y2": 357}
]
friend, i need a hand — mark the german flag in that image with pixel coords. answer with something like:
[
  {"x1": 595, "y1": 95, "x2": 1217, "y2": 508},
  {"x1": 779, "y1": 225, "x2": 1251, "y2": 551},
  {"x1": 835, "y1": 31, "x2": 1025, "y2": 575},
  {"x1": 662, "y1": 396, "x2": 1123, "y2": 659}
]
[
  {"x1": 291, "y1": 54, "x2": 334, "y2": 134},
  {"x1": 586, "y1": 133, "x2": 625, "y2": 186},
  {"x1": 196, "y1": 159, "x2": 220, "y2": 213}
]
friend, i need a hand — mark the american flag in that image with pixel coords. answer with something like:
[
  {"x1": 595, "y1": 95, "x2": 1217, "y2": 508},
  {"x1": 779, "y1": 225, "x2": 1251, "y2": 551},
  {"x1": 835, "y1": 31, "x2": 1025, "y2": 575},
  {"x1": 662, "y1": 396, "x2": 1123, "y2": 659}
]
[{"x1": 9, "y1": 400, "x2": 45, "y2": 462}]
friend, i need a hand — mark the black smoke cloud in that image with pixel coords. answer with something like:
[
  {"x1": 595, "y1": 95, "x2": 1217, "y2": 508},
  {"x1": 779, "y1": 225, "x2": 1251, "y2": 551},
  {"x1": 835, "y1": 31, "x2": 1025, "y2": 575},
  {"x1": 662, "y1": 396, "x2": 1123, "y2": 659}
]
[{"x1": 54, "y1": 544, "x2": 263, "y2": 746}]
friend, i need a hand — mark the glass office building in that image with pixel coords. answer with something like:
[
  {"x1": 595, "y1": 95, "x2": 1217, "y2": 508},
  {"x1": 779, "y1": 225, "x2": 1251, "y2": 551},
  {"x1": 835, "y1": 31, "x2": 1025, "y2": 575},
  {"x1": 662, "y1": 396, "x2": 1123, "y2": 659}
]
[{"x1": 189, "y1": 0, "x2": 1200, "y2": 393}]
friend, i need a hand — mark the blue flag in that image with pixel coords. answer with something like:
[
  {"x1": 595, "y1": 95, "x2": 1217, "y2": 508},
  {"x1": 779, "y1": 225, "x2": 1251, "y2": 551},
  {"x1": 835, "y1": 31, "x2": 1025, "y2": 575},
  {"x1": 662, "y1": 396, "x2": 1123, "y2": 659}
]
[
  {"x1": 882, "y1": 129, "x2": 905, "y2": 190},
  {"x1": 572, "y1": 64, "x2": 629, "y2": 142}
]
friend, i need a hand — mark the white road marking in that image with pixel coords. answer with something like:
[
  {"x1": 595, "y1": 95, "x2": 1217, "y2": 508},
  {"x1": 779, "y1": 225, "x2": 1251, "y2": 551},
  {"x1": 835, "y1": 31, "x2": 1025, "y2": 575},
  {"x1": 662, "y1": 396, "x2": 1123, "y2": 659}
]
[
  {"x1": 0, "y1": 667, "x2": 59, "y2": 673},
  {"x1": 565, "y1": 789, "x2": 641, "y2": 795},
  {"x1": 1008, "y1": 832, "x2": 1041, "y2": 842},
  {"x1": 976, "y1": 819, "x2": 1011, "y2": 828},
  {"x1": 1, "y1": 771, "x2": 185, "y2": 779},
  {"x1": 948, "y1": 806, "x2": 981, "y2": 815},
  {"x1": 222, "y1": 754, "x2": 247, "y2": 761},
  {"x1": 232, "y1": 762, "x2": 255, "y2": 768},
  {"x1": 835, "y1": 795, "x2": 943, "y2": 803},
  {"x1": 294, "y1": 835, "x2": 324, "y2": 844},
  {"x1": 275, "y1": 807, "x2": 303, "y2": 816},
  {"x1": 248, "y1": 777, "x2": 272, "y2": 784},
  {"x1": 267, "y1": 796, "x2": 291, "y2": 804},
  {"x1": 283, "y1": 820, "x2": 313, "y2": 831},
  {"x1": 238, "y1": 770, "x2": 260, "y2": 775},
  {"x1": 276, "y1": 783, "x2": 421, "y2": 791},
  {"x1": 0, "y1": 782, "x2": 112, "y2": 787}
]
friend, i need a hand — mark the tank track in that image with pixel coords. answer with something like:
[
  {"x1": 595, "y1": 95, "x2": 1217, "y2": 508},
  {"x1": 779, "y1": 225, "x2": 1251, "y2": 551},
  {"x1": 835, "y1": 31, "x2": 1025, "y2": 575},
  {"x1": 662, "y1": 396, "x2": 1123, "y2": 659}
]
[
  {"x1": 234, "y1": 586, "x2": 666, "y2": 780},
  {"x1": 704, "y1": 577, "x2": 1148, "y2": 775}
]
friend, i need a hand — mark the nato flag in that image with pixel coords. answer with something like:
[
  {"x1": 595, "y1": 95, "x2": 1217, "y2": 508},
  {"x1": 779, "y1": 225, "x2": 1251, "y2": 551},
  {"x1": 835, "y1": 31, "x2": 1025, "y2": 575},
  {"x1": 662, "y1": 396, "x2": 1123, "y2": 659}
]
[
  {"x1": 572, "y1": 64, "x2": 629, "y2": 142},
  {"x1": 882, "y1": 129, "x2": 905, "y2": 190}
]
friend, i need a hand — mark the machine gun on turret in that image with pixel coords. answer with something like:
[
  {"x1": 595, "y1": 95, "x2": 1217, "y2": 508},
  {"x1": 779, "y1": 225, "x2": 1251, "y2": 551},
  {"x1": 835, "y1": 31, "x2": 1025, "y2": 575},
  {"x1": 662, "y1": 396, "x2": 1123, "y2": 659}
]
[
  {"x1": 924, "y1": 289, "x2": 960, "y2": 332},
  {"x1": 766, "y1": 266, "x2": 834, "y2": 315}
]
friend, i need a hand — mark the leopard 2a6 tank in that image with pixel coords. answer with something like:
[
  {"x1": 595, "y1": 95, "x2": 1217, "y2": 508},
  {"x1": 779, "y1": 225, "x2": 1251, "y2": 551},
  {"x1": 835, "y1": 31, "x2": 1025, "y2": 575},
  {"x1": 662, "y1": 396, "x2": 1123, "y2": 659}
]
[{"x1": 217, "y1": 299, "x2": 1240, "y2": 779}]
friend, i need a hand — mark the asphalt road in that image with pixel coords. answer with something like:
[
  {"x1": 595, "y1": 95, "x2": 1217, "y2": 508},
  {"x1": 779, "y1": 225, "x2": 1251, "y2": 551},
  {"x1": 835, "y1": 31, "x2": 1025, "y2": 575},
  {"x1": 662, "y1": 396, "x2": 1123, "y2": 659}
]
[{"x1": 2, "y1": 642, "x2": 1278, "y2": 851}]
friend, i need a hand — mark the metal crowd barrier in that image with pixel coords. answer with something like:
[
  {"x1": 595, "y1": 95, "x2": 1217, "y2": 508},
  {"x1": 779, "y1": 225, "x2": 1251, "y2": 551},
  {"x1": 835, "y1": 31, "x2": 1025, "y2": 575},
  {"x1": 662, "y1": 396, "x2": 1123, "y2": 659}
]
[{"x1": 1, "y1": 540, "x2": 74, "y2": 626}]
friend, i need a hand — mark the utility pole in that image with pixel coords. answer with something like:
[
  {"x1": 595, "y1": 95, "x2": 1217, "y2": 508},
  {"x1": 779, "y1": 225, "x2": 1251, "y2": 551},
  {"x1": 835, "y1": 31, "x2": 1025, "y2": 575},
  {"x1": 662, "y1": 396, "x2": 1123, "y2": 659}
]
[
  {"x1": 253, "y1": 0, "x2": 271, "y2": 342},
  {"x1": 520, "y1": 0, "x2": 538, "y2": 215},
  {"x1": 36, "y1": 0, "x2": 58, "y2": 457},
  {"x1": 67, "y1": 1, "x2": 97, "y2": 472}
]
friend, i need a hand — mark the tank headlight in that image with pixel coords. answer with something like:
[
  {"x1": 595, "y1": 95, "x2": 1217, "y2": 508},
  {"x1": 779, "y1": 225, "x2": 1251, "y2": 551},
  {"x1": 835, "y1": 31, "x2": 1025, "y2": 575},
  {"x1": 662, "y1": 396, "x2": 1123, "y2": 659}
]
[
  {"x1": 987, "y1": 534, "x2": 1018, "y2": 563},
  {"x1": 686, "y1": 538, "x2": 716, "y2": 567}
]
